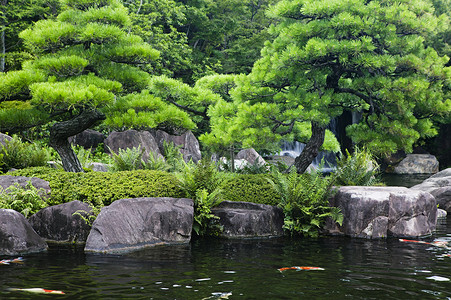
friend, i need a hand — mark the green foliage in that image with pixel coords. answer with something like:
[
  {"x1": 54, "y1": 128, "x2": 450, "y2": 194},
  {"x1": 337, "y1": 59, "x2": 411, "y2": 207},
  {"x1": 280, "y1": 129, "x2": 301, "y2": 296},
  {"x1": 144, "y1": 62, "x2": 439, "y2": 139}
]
[
  {"x1": 192, "y1": 188, "x2": 223, "y2": 236},
  {"x1": 142, "y1": 152, "x2": 169, "y2": 172},
  {"x1": 205, "y1": 0, "x2": 450, "y2": 172},
  {"x1": 270, "y1": 169, "x2": 342, "y2": 237},
  {"x1": 219, "y1": 174, "x2": 281, "y2": 206},
  {"x1": 334, "y1": 147, "x2": 381, "y2": 186},
  {"x1": 176, "y1": 159, "x2": 226, "y2": 236},
  {"x1": 162, "y1": 141, "x2": 185, "y2": 172},
  {"x1": 0, "y1": 181, "x2": 48, "y2": 218},
  {"x1": 1, "y1": 0, "x2": 196, "y2": 173},
  {"x1": 73, "y1": 202, "x2": 101, "y2": 227},
  {"x1": 0, "y1": 135, "x2": 51, "y2": 172},
  {"x1": 10, "y1": 167, "x2": 184, "y2": 206},
  {"x1": 176, "y1": 159, "x2": 226, "y2": 198},
  {"x1": 108, "y1": 146, "x2": 143, "y2": 172},
  {"x1": 103, "y1": 90, "x2": 195, "y2": 132}
]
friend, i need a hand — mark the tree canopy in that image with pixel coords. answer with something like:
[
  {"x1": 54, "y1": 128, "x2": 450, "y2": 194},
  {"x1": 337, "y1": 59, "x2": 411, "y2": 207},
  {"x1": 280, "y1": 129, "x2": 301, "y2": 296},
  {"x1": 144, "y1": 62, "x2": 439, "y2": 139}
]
[
  {"x1": 0, "y1": 0, "x2": 194, "y2": 172},
  {"x1": 202, "y1": 0, "x2": 451, "y2": 172}
]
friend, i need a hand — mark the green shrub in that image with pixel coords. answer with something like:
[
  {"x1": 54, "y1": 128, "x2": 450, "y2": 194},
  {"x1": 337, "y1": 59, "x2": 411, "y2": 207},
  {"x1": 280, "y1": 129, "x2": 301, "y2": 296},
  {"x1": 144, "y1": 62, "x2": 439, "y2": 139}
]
[
  {"x1": 0, "y1": 135, "x2": 51, "y2": 172},
  {"x1": 270, "y1": 169, "x2": 342, "y2": 237},
  {"x1": 0, "y1": 180, "x2": 48, "y2": 218},
  {"x1": 10, "y1": 167, "x2": 185, "y2": 206},
  {"x1": 334, "y1": 147, "x2": 381, "y2": 186},
  {"x1": 219, "y1": 174, "x2": 281, "y2": 206}
]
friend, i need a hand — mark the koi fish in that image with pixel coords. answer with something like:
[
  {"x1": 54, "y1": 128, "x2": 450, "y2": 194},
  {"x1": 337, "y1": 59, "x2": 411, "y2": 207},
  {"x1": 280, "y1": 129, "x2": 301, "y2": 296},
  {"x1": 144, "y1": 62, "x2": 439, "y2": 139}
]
[
  {"x1": 278, "y1": 266, "x2": 325, "y2": 272},
  {"x1": 0, "y1": 257, "x2": 24, "y2": 265},
  {"x1": 202, "y1": 292, "x2": 232, "y2": 299},
  {"x1": 399, "y1": 239, "x2": 450, "y2": 248},
  {"x1": 7, "y1": 288, "x2": 65, "y2": 294}
]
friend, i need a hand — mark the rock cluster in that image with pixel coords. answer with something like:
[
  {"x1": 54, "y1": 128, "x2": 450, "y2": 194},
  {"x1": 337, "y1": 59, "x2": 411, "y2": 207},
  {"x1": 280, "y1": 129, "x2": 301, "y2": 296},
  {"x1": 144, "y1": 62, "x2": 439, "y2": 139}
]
[
  {"x1": 1, "y1": 168, "x2": 449, "y2": 255},
  {"x1": 326, "y1": 186, "x2": 437, "y2": 238}
]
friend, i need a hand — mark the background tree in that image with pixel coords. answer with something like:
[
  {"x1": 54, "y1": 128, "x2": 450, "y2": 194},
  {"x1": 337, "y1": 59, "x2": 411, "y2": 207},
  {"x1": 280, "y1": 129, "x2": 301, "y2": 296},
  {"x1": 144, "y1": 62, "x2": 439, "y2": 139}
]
[
  {"x1": 205, "y1": 0, "x2": 450, "y2": 173},
  {"x1": 0, "y1": 0, "x2": 194, "y2": 172},
  {"x1": 123, "y1": 0, "x2": 194, "y2": 80},
  {"x1": 0, "y1": 0, "x2": 60, "y2": 72},
  {"x1": 176, "y1": 0, "x2": 276, "y2": 80}
]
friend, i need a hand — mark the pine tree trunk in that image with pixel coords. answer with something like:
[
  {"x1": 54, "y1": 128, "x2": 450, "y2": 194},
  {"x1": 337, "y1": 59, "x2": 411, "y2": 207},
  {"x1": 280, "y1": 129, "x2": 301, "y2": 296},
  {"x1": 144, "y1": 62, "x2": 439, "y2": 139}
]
[
  {"x1": 49, "y1": 109, "x2": 106, "y2": 172},
  {"x1": 293, "y1": 122, "x2": 326, "y2": 173}
]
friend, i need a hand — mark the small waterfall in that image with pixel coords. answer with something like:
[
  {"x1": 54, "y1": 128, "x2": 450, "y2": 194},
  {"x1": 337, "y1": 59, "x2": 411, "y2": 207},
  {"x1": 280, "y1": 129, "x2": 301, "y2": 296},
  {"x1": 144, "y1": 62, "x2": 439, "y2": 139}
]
[
  {"x1": 279, "y1": 120, "x2": 338, "y2": 172},
  {"x1": 279, "y1": 141, "x2": 336, "y2": 172}
]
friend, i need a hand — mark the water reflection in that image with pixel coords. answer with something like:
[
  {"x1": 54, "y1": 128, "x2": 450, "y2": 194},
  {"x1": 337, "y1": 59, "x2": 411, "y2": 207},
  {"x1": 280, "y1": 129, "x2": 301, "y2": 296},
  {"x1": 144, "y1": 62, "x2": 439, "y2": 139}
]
[{"x1": 1, "y1": 218, "x2": 450, "y2": 299}]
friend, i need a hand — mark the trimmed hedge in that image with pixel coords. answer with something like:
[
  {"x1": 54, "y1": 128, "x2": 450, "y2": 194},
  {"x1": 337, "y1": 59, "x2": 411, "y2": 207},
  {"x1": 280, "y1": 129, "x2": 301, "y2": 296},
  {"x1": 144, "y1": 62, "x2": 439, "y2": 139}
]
[
  {"x1": 219, "y1": 174, "x2": 281, "y2": 206},
  {"x1": 10, "y1": 167, "x2": 185, "y2": 206}
]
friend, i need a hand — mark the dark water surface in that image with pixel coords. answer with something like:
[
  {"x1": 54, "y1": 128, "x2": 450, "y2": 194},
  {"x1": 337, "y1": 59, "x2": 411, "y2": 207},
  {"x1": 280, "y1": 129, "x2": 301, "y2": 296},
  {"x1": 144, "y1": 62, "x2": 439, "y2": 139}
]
[{"x1": 1, "y1": 217, "x2": 451, "y2": 299}]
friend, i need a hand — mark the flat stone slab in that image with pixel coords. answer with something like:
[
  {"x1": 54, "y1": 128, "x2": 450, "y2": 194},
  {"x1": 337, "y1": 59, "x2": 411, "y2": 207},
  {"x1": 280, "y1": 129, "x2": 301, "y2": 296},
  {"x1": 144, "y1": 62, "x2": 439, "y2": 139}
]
[
  {"x1": 29, "y1": 200, "x2": 93, "y2": 244},
  {"x1": 212, "y1": 201, "x2": 284, "y2": 238},
  {"x1": 0, "y1": 209, "x2": 48, "y2": 255},
  {"x1": 85, "y1": 197, "x2": 193, "y2": 254},
  {"x1": 327, "y1": 186, "x2": 437, "y2": 238}
]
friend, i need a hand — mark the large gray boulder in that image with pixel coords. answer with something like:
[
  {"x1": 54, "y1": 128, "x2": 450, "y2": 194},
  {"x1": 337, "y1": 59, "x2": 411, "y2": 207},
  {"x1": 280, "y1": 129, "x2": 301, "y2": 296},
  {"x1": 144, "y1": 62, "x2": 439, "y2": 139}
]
[
  {"x1": 152, "y1": 130, "x2": 201, "y2": 163},
  {"x1": 326, "y1": 186, "x2": 437, "y2": 238},
  {"x1": 236, "y1": 148, "x2": 266, "y2": 166},
  {"x1": 85, "y1": 197, "x2": 194, "y2": 254},
  {"x1": 104, "y1": 130, "x2": 162, "y2": 162},
  {"x1": 211, "y1": 201, "x2": 284, "y2": 238},
  {"x1": 69, "y1": 129, "x2": 105, "y2": 150},
  {"x1": 0, "y1": 209, "x2": 48, "y2": 255},
  {"x1": 411, "y1": 168, "x2": 451, "y2": 212},
  {"x1": 0, "y1": 175, "x2": 51, "y2": 198},
  {"x1": 29, "y1": 200, "x2": 93, "y2": 244},
  {"x1": 0, "y1": 133, "x2": 12, "y2": 147},
  {"x1": 393, "y1": 154, "x2": 439, "y2": 174}
]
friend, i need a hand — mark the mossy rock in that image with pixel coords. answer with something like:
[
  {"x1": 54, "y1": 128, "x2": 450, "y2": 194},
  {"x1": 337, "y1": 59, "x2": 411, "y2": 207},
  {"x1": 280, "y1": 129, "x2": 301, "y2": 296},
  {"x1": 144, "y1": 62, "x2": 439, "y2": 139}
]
[
  {"x1": 10, "y1": 167, "x2": 185, "y2": 206},
  {"x1": 219, "y1": 174, "x2": 281, "y2": 206}
]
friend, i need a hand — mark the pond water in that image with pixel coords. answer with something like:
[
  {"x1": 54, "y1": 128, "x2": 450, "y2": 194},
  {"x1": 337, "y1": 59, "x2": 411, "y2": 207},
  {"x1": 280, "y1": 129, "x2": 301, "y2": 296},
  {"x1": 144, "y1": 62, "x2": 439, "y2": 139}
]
[{"x1": 1, "y1": 217, "x2": 451, "y2": 299}]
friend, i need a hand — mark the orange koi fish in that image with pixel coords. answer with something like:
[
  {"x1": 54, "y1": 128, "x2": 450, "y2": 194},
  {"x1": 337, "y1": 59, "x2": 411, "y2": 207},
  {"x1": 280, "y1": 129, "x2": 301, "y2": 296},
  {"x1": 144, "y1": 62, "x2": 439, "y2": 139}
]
[
  {"x1": 0, "y1": 257, "x2": 24, "y2": 265},
  {"x1": 399, "y1": 239, "x2": 450, "y2": 248},
  {"x1": 278, "y1": 266, "x2": 325, "y2": 272},
  {"x1": 7, "y1": 288, "x2": 65, "y2": 294}
]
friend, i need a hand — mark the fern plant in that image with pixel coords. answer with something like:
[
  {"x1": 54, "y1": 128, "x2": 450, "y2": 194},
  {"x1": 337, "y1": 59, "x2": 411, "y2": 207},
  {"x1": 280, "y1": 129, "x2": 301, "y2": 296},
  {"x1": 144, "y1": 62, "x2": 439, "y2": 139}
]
[
  {"x1": 163, "y1": 141, "x2": 185, "y2": 172},
  {"x1": 0, "y1": 135, "x2": 51, "y2": 172},
  {"x1": 176, "y1": 159, "x2": 227, "y2": 236},
  {"x1": 270, "y1": 169, "x2": 342, "y2": 237},
  {"x1": 108, "y1": 146, "x2": 143, "y2": 171},
  {"x1": 192, "y1": 189, "x2": 223, "y2": 236},
  {"x1": 142, "y1": 152, "x2": 170, "y2": 171},
  {"x1": 0, "y1": 181, "x2": 48, "y2": 218},
  {"x1": 334, "y1": 147, "x2": 381, "y2": 186}
]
